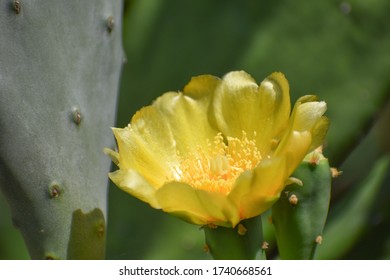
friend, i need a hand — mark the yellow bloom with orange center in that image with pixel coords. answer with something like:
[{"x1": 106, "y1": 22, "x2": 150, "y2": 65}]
[{"x1": 106, "y1": 71, "x2": 329, "y2": 227}]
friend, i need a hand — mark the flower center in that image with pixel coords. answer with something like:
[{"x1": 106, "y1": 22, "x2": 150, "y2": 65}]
[{"x1": 174, "y1": 132, "x2": 262, "y2": 195}]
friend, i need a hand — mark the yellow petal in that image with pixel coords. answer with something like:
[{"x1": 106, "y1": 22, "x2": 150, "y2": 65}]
[
  {"x1": 274, "y1": 130, "x2": 312, "y2": 176},
  {"x1": 292, "y1": 100, "x2": 327, "y2": 132},
  {"x1": 228, "y1": 157, "x2": 288, "y2": 220},
  {"x1": 109, "y1": 169, "x2": 160, "y2": 208},
  {"x1": 309, "y1": 116, "x2": 330, "y2": 151},
  {"x1": 103, "y1": 147, "x2": 119, "y2": 166},
  {"x1": 112, "y1": 111, "x2": 176, "y2": 188},
  {"x1": 155, "y1": 182, "x2": 239, "y2": 227},
  {"x1": 211, "y1": 71, "x2": 258, "y2": 138},
  {"x1": 183, "y1": 74, "x2": 220, "y2": 100},
  {"x1": 259, "y1": 72, "x2": 291, "y2": 136},
  {"x1": 285, "y1": 177, "x2": 303, "y2": 186},
  {"x1": 273, "y1": 95, "x2": 327, "y2": 175},
  {"x1": 212, "y1": 71, "x2": 290, "y2": 155},
  {"x1": 152, "y1": 91, "x2": 218, "y2": 156},
  {"x1": 113, "y1": 78, "x2": 221, "y2": 188}
]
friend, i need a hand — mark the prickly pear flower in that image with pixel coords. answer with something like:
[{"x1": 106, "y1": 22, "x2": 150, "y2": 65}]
[{"x1": 106, "y1": 71, "x2": 328, "y2": 228}]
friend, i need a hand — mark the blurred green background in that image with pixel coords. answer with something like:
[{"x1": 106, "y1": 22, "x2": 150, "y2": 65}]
[{"x1": 1, "y1": 0, "x2": 389, "y2": 259}]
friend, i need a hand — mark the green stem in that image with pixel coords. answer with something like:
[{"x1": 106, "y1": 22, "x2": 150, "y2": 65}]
[{"x1": 203, "y1": 215, "x2": 265, "y2": 260}]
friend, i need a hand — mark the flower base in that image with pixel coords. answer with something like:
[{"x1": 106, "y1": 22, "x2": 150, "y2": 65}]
[{"x1": 203, "y1": 215, "x2": 264, "y2": 260}]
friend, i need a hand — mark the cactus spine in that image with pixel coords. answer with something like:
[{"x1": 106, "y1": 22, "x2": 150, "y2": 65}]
[{"x1": 0, "y1": 0, "x2": 124, "y2": 259}]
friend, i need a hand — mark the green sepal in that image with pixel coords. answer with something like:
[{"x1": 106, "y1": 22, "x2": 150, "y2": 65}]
[
  {"x1": 203, "y1": 215, "x2": 265, "y2": 260},
  {"x1": 272, "y1": 153, "x2": 331, "y2": 259}
]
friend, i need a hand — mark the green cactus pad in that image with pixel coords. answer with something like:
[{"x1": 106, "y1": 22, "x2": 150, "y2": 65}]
[
  {"x1": 272, "y1": 153, "x2": 331, "y2": 259},
  {"x1": 0, "y1": 0, "x2": 124, "y2": 259}
]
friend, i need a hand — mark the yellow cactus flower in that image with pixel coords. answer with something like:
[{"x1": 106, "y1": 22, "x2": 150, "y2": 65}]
[{"x1": 106, "y1": 71, "x2": 329, "y2": 228}]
